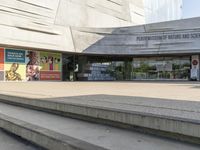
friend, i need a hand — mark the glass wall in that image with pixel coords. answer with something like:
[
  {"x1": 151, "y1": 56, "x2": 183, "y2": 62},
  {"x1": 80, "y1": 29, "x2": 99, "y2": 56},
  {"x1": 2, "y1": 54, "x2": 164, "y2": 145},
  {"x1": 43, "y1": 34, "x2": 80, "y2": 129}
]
[
  {"x1": 132, "y1": 56, "x2": 190, "y2": 80},
  {"x1": 76, "y1": 55, "x2": 191, "y2": 81},
  {"x1": 77, "y1": 56, "x2": 132, "y2": 81}
]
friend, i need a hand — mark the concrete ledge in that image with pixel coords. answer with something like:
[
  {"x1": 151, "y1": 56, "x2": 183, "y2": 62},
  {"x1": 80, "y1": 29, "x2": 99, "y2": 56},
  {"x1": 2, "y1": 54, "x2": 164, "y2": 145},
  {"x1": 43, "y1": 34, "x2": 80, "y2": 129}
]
[
  {"x1": 0, "y1": 94, "x2": 200, "y2": 144},
  {"x1": 0, "y1": 113, "x2": 107, "y2": 150}
]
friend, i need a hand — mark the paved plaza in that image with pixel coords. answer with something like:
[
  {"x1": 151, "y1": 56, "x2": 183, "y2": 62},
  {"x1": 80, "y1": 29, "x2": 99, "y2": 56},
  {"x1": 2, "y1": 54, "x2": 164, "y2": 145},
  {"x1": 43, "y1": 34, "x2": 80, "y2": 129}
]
[
  {"x1": 0, "y1": 81, "x2": 199, "y2": 101},
  {"x1": 1, "y1": 81, "x2": 200, "y2": 122}
]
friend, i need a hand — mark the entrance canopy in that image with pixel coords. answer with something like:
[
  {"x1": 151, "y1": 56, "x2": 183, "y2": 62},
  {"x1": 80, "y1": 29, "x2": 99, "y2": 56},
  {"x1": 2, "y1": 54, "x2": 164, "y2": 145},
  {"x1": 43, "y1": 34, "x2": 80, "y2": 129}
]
[{"x1": 71, "y1": 17, "x2": 200, "y2": 55}]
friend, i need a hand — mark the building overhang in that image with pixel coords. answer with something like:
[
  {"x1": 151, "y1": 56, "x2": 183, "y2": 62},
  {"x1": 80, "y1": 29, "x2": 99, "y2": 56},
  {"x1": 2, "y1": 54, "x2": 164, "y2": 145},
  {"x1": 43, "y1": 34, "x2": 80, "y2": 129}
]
[{"x1": 71, "y1": 17, "x2": 200, "y2": 55}]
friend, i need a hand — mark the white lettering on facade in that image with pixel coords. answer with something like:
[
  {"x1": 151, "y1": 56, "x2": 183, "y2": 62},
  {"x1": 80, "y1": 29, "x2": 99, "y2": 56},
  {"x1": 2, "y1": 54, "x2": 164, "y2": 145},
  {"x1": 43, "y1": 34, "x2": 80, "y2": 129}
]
[{"x1": 136, "y1": 32, "x2": 200, "y2": 41}]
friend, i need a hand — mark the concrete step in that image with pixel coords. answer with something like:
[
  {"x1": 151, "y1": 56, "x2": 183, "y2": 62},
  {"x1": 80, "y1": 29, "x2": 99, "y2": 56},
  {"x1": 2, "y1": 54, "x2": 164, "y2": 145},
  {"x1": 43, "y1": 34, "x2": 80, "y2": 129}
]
[
  {"x1": 0, "y1": 102, "x2": 199, "y2": 150},
  {"x1": 0, "y1": 112, "x2": 105, "y2": 150},
  {"x1": 0, "y1": 94, "x2": 200, "y2": 144},
  {"x1": 0, "y1": 129, "x2": 44, "y2": 150}
]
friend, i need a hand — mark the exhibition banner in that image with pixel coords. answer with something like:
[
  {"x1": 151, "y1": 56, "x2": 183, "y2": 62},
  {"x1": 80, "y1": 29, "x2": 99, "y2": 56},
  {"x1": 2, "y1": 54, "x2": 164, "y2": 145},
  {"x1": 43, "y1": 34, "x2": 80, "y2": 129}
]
[
  {"x1": 5, "y1": 63, "x2": 26, "y2": 81},
  {"x1": 5, "y1": 49, "x2": 26, "y2": 81},
  {"x1": 40, "y1": 52, "x2": 61, "y2": 71},
  {"x1": 0, "y1": 48, "x2": 4, "y2": 70},
  {"x1": 40, "y1": 51, "x2": 62, "y2": 81},
  {"x1": 0, "y1": 48, "x2": 62, "y2": 81},
  {"x1": 0, "y1": 71, "x2": 4, "y2": 81},
  {"x1": 40, "y1": 71, "x2": 61, "y2": 80},
  {"x1": 0, "y1": 48, "x2": 4, "y2": 63},
  {"x1": 26, "y1": 51, "x2": 40, "y2": 81},
  {"x1": 0, "y1": 64, "x2": 3, "y2": 70},
  {"x1": 5, "y1": 49, "x2": 26, "y2": 63}
]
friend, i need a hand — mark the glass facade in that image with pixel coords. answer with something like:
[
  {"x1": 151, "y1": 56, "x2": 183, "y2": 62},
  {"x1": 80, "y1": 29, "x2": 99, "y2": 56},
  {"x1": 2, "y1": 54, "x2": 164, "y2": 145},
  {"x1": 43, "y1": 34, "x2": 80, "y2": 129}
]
[
  {"x1": 76, "y1": 56, "x2": 191, "y2": 81},
  {"x1": 132, "y1": 56, "x2": 190, "y2": 80},
  {"x1": 77, "y1": 56, "x2": 132, "y2": 81}
]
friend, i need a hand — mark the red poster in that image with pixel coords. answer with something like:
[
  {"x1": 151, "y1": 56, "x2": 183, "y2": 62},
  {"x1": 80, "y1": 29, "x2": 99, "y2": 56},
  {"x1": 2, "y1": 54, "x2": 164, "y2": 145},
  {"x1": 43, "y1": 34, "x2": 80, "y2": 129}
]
[
  {"x1": 40, "y1": 71, "x2": 61, "y2": 81},
  {"x1": 0, "y1": 48, "x2": 4, "y2": 70},
  {"x1": 0, "y1": 63, "x2": 3, "y2": 70}
]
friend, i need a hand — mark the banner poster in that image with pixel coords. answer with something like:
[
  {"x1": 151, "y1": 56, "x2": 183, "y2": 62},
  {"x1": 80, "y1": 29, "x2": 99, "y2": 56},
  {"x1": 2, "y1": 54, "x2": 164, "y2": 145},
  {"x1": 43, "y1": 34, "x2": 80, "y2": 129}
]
[
  {"x1": 40, "y1": 71, "x2": 61, "y2": 81},
  {"x1": 191, "y1": 55, "x2": 200, "y2": 80},
  {"x1": 26, "y1": 51, "x2": 40, "y2": 81},
  {"x1": 0, "y1": 71, "x2": 4, "y2": 81},
  {"x1": 0, "y1": 48, "x2": 4, "y2": 70},
  {"x1": 0, "y1": 48, "x2": 4, "y2": 81},
  {"x1": 40, "y1": 51, "x2": 61, "y2": 81},
  {"x1": 5, "y1": 49, "x2": 26, "y2": 81}
]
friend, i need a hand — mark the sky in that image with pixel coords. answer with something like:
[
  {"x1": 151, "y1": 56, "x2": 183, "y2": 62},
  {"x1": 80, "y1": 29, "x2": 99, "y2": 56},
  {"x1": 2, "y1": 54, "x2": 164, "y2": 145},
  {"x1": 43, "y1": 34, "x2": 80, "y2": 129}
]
[{"x1": 183, "y1": 0, "x2": 200, "y2": 18}]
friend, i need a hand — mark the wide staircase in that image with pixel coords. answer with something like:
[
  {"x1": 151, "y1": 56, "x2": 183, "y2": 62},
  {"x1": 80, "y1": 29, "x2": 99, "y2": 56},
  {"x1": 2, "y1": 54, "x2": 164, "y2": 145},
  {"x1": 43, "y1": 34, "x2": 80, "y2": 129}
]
[{"x1": 0, "y1": 94, "x2": 199, "y2": 150}]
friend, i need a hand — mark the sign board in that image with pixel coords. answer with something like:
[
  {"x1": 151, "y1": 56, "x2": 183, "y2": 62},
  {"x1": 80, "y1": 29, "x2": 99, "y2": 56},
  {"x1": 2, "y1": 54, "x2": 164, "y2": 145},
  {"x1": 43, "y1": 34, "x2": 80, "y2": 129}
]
[
  {"x1": 156, "y1": 63, "x2": 172, "y2": 72},
  {"x1": 5, "y1": 49, "x2": 26, "y2": 63},
  {"x1": 136, "y1": 32, "x2": 200, "y2": 41}
]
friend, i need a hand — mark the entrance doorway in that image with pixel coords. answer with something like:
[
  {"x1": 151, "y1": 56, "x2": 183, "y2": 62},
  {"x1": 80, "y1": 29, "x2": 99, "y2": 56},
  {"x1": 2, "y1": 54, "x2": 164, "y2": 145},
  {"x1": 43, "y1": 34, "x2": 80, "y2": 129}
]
[{"x1": 62, "y1": 54, "x2": 75, "y2": 81}]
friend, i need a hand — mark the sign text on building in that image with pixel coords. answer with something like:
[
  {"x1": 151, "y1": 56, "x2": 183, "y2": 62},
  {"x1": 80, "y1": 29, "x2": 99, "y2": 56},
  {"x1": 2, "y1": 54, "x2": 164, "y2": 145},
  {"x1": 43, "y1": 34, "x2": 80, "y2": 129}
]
[{"x1": 136, "y1": 32, "x2": 200, "y2": 41}]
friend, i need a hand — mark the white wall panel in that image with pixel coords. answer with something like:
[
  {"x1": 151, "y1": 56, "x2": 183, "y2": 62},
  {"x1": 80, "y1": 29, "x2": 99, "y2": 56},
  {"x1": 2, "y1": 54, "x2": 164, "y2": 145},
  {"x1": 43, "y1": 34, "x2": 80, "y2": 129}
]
[
  {"x1": 0, "y1": 0, "x2": 145, "y2": 52},
  {"x1": 54, "y1": 0, "x2": 145, "y2": 27}
]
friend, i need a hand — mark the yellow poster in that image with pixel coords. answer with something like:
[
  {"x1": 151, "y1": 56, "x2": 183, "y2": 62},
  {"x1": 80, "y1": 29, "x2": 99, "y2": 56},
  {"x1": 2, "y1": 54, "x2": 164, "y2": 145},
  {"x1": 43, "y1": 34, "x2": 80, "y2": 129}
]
[{"x1": 4, "y1": 63, "x2": 26, "y2": 81}]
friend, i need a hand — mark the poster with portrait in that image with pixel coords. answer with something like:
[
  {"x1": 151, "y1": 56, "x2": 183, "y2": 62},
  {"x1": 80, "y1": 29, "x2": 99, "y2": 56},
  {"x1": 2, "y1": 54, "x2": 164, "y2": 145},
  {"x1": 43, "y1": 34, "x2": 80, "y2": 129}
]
[
  {"x1": 26, "y1": 51, "x2": 40, "y2": 81},
  {"x1": 40, "y1": 52, "x2": 62, "y2": 80},
  {"x1": 5, "y1": 49, "x2": 26, "y2": 81}
]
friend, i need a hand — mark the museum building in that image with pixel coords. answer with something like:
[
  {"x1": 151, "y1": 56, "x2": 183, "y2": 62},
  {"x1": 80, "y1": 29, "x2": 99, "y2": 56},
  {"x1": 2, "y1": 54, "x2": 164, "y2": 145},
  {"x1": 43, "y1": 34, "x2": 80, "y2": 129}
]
[
  {"x1": 1, "y1": 0, "x2": 199, "y2": 82},
  {"x1": 73, "y1": 19, "x2": 200, "y2": 82},
  {"x1": 1, "y1": 17, "x2": 200, "y2": 82}
]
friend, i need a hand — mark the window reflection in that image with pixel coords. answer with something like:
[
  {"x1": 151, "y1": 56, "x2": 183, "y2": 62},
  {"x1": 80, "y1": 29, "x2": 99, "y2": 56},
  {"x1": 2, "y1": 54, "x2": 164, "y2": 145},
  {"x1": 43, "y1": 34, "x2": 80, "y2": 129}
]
[
  {"x1": 77, "y1": 56, "x2": 191, "y2": 81},
  {"x1": 132, "y1": 56, "x2": 190, "y2": 80}
]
